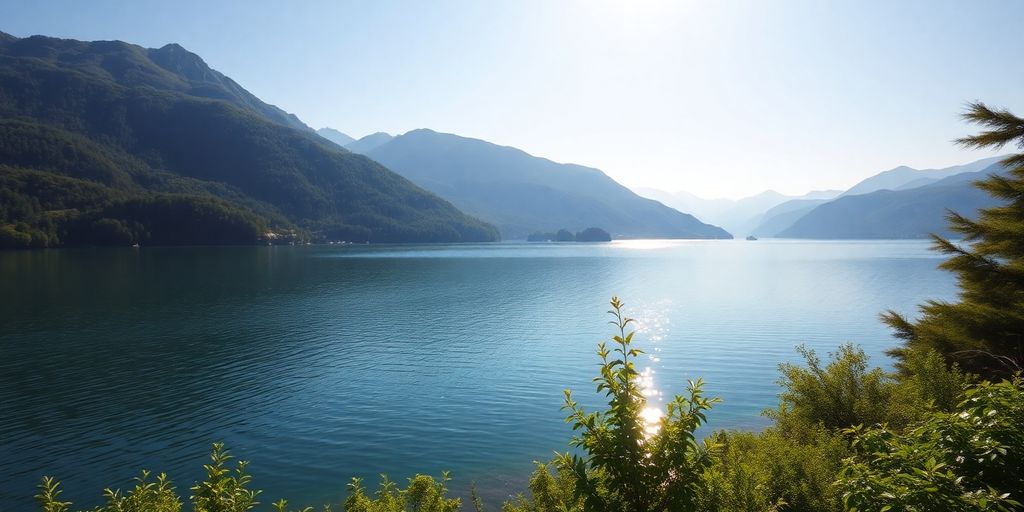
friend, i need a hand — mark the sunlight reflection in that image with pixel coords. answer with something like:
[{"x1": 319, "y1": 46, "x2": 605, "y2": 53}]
[
  {"x1": 641, "y1": 405, "x2": 665, "y2": 436},
  {"x1": 611, "y1": 239, "x2": 677, "y2": 250},
  {"x1": 633, "y1": 305, "x2": 670, "y2": 438}
]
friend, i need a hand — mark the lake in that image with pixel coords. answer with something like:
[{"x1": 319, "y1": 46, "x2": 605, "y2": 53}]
[{"x1": 0, "y1": 240, "x2": 956, "y2": 510}]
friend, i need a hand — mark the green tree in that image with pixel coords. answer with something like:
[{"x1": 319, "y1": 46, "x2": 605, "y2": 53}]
[
  {"x1": 884, "y1": 102, "x2": 1024, "y2": 377},
  {"x1": 559, "y1": 297, "x2": 719, "y2": 512}
]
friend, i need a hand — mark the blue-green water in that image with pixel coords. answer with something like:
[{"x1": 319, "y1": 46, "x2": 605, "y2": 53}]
[{"x1": 0, "y1": 240, "x2": 955, "y2": 510}]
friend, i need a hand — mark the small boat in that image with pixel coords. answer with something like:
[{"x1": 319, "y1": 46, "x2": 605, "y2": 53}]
[{"x1": 746, "y1": 235, "x2": 758, "y2": 241}]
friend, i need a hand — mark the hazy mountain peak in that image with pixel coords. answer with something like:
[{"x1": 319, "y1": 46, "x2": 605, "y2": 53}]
[
  {"x1": 841, "y1": 156, "x2": 1006, "y2": 197},
  {"x1": 316, "y1": 127, "x2": 355, "y2": 147},
  {"x1": 344, "y1": 132, "x2": 394, "y2": 154}
]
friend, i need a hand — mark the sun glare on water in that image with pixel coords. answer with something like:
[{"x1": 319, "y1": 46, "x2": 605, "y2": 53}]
[
  {"x1": 612, "y1": 239, "x2": 677, "y2": 250},
  {"x1": 634, "y1": 309, "x2": 669, "y2": 437}
]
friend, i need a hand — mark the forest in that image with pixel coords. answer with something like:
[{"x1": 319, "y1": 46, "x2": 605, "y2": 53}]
[{"x1": 0, "y1": 33, "x2": 500, "y2": 247}]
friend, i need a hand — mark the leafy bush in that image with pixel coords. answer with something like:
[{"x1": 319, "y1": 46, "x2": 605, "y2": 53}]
[
  {"x1": 699, "y1": 427, "x2": 847, "y2": 512},
  {"x1": 501, "y1": 462, "x2": 580, "y2": 512},
  {"x1": 768, "y1": 344, "x2": 942, "y2": 434},
  {"x1": 343, "y1": 473, "x2": 461, "y2": 512},
  {"x1": 838, "y1": 378, "x2": 1024, "y2": 512},
  {"x1": 34, "y1": 442, "x2": 462, "y2": 512}
]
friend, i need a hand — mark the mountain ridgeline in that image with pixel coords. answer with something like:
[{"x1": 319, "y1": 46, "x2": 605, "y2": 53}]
[
  {"x1": 638, "y1": 156, "x2": 1009, "y2": 240},
  {"x1": 363, "y1": 129, "x2": 731, "y2": 240},
  {"x1": 0, "y1": 32, "x2": 499, "y2": 247},
  {"x1": 777, "y1": 161, "x2": 1008, "y2": 238},
  {"x1": 635, "y1": 187, "x2": 842, "y2": 236}
]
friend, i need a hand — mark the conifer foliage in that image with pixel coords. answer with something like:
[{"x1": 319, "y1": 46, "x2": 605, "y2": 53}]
[{"x1": 884, "y1": 102, "x2": 1024, "y2": 377}]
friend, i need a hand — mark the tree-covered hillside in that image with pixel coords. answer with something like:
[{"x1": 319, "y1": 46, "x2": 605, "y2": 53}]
[{"x1": 0, "y1": 32, "x2": 499, "y2": 247}]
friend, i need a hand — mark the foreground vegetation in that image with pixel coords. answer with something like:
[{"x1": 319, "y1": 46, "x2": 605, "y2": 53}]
[{"x1": 30, "y1": 104, "x2": 1024, "y2": 510}]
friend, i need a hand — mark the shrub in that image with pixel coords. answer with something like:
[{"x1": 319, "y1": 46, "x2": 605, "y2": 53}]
[
  {"x1": 501, "y1": 461, "x2": 581, "y2": 512},
  {"x1": 558, "y1": 297, "x2": 719, "y2": 512},
  {"x1": 769, "y1": 344, "x2": 928, "y2": 434},
  {"x1": 343, "y1": 473, "x2": 460, "y2": 512},
  {"x1": 838, "y1": 377, "x2": 1024, "y2": 512},
  {"x1": 699, "y1": 427, "x2": 847, "y2": 512}
]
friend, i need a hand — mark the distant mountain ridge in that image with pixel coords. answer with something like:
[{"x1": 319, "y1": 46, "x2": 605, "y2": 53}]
[
  {"x1": 778, "y1": 162, "x2": 1007, "y2": 238},
  {"x1": 364, "y1": 129, "x2": 731, "y2": 239},
  {"x1": 839, "y1": 156, "x2": 1005, "y2": 197},
  {"x1": 346, "y1": 132, "x2": 394, "y2": 154},
  {"x1": 0, "y1": 32, "x2": 499, "y2": 247},
  {"x1": 640, "y1": 155, "x2": 1009, "y2": 239},
  {"x1": 634, "y1": 187, "x2": 841, "y2": 236}
]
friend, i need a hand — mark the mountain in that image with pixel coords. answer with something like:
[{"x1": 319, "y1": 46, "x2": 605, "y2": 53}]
[
  {"x1": 778, "y1": 163, "x2": 1007, "y2": 239},
  {"x1": 316, "y1": 127, "x2": 355, "y2": 147},
  {"x1": 749, "y1": 198, "x2": 832, "y2": 237},
  {"x1": 364, "y1": 129, "x2": 731, "y2": 239},
  {"x1": 632, "y1": 188, "x2": 735, "y2": 224},
  {"x1": 345, "y1": 132, "x2": 394, "y2": 154},
  {"x1": 0, "y1": 32, "x2": 498, "y2": 247},
  {"x1": 634, "y1": 188, "x2": 841, "y2": 236},
  {"x1": 840, "y1": 156, "x2": 1005, "y2": 197}
]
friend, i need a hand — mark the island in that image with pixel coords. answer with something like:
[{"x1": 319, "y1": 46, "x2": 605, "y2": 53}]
[{"x1": 527, "y1": 227, "x2": 612, "y2": 242}]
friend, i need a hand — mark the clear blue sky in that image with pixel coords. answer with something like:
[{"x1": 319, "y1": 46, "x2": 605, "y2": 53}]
[{"x1": 2, "y1": 0, "x2": 1023, "y2": 198}]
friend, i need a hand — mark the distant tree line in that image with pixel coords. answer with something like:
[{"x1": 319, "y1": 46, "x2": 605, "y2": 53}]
[{"x1": 526, "y1": 227, "x2": 611, "y2": 242}]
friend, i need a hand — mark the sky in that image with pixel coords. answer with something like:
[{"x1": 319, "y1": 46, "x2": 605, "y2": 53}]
[{"x1": 2, "y1": 0, "x2": 1023, "y2": 199}]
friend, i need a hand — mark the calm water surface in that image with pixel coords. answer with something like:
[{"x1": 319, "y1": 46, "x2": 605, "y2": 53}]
[{"x1": 0, "y1": 240, "x2": 955, "y2": 510}]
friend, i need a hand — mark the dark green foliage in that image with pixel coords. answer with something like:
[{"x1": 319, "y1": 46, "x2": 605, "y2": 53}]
[
  {"x1": 770, "y1": 344, "x2": 917, "y2": 432},
  {"x1": 883, "y1": 102, "x2": 1024, "y2": 377},
  {"x1": 700, "y1": 345, "x2": 968, "y2": 512},
  {"x1": 525, "y1": 227, "x2": 611, "y2": 242},
  {"x1": 502, "y1": 462, "x2": 581, "y2": 512},
  {"x1": 525, "y1": 229, "x2": 575, "y2": 242},
  {"x1": 343, "y1": 473, "x2": 461, "y2": 512},
  {"x1": 0, "y1": 166, "x2": 268, "y2": 247},
  {"x1": 0, "y1": 32, "x2": 499, "y2": 248},
  {"x1": 698, "y1": 428, "x2": 847, "y2": 512},
  {"x1": 555, "y1": 229, "x2": 574, "y2": 242},
  {"x1": 574, "y1": 227, "x2": 611, "y2": 242},
  {"x1": 559, "y1": 297, "x2": 719, "y2": 512},
  {"x1": 34, "y1": 443, "x2": 458, "y2": 512},
  {"x1": 838, "y1": 378, "x2": 1024, "y2": 512}
]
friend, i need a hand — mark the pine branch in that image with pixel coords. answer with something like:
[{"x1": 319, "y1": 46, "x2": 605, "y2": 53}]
[
  {"x1": 975, "y1": 173, "x2": 1024, "y2": 201},
  {"x1": 954, "y1": 102, "x2": 1024, "y2": 150}
]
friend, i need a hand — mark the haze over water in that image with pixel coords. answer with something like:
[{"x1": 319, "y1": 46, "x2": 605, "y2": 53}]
[{"x1": 0, "y1": 240, "x2": 956, "y2": 510}]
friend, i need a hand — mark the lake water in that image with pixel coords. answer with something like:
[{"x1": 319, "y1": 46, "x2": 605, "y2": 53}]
[{"x1": 0, "y1": 240, "x2": 956, "y2": 510}]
